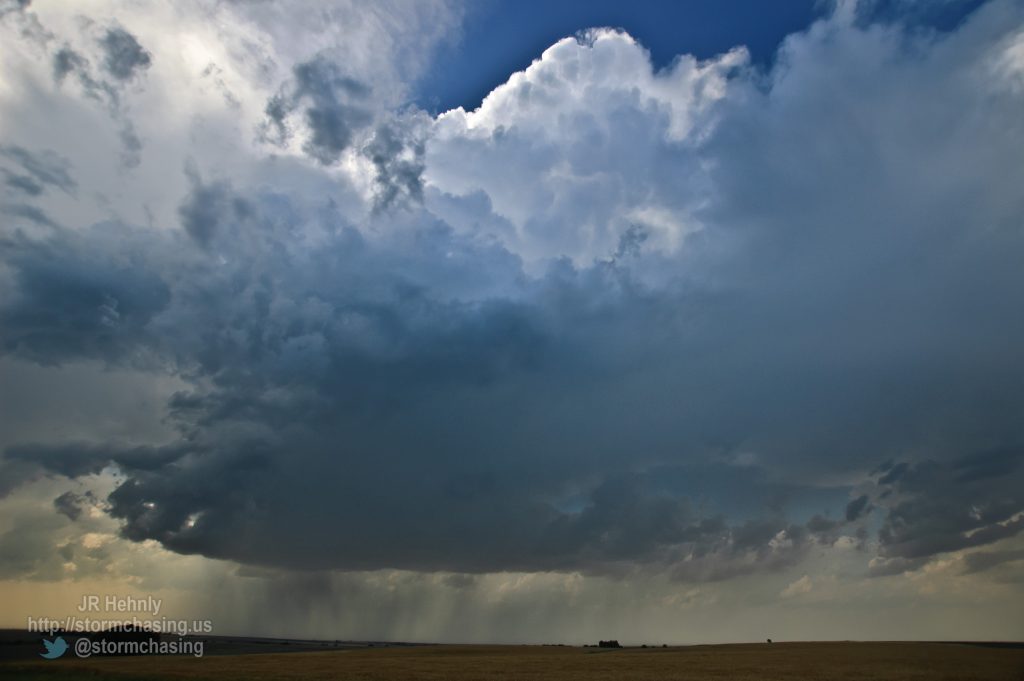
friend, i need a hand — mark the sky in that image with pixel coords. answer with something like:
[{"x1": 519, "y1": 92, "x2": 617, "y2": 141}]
[
  {"x1": 415, "y1": 0, "x2": 820, "y2": 112},
  {"x1": 0, "y1": 0, "x2": 1022, "y2": 644}
]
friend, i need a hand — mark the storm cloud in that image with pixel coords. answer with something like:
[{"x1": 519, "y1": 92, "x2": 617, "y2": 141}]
[
  {"x1": 0, "y1": 145, "x2": 76, "y2": 195},
  {"x1": 261, "y1": 55, "x2": 374, "y2": 165},
  {"x1": 98, "y1": 27, "x2": 151, "y2": 81},
  {"x1": 1, "y1": 0, "x2": 1023, "y2": 594}
]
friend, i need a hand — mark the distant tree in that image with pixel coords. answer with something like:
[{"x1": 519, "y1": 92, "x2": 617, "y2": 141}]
[
  {"x1": 767, "y1": 639, "x2": 772, "y2": 644},
  {"x1": 598, "y1": 640, "x2": 622, "y2": 649}
]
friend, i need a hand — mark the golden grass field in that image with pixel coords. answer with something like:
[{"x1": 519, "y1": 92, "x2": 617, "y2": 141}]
[{"x1": 3, "y1": 642, "x2": 1023, "y2": 681}]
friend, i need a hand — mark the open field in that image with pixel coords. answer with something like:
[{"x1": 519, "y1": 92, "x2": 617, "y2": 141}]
[{"x1": 2, "y1": 642, "x2": 1023, "y2": 681}]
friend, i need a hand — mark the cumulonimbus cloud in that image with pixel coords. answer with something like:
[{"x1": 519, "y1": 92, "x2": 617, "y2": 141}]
[{"x1": 0, "y1": 0, "x2": 1023, "y2": 582}]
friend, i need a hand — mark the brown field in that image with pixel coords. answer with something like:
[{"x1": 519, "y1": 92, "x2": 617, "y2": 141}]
[{"x1": 2, "y1": 642, "x2": 1023, "y2": 681}]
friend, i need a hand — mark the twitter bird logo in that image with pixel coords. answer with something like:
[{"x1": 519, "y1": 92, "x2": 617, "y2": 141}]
[{"x1": 40, "y1": 636, "x2": 68, "y2": 659}]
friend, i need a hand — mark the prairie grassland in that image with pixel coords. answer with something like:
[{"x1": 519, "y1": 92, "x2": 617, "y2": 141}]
[{"x1": 3, "y1": 642, "x2": 1023, "y2": 681}]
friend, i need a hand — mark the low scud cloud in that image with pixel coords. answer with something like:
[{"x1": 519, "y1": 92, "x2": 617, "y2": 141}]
[{"x1": 1, "y1": 0, "x2": 1023, "y2": 641}]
